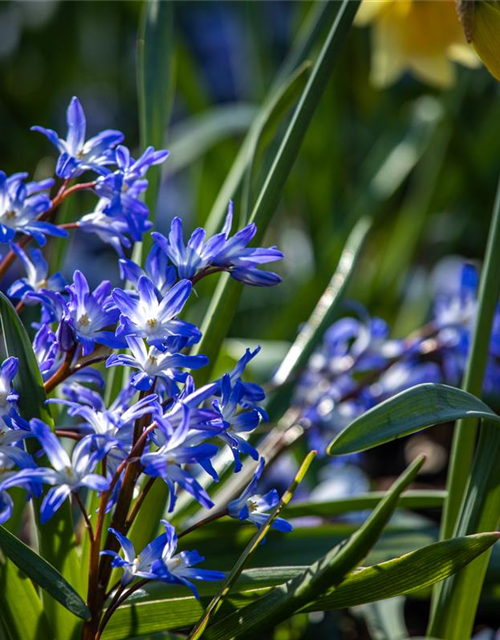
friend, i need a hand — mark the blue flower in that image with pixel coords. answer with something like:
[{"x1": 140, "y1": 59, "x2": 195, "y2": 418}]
[
  {"x1": 209, "y1": 375, "x2": 263, "y2": 472},
  {"x1": 106, "y1": 335, "x2": 208, "y2": 391},
  {"x1": 152, "y1": 216, "x2": 227, "y2": 280},
  {"x1": 0, "y1": 172, "x2": 66, "y2": 246},
  {"x1": 102, "y1": 520, "x2": 224, "y2": 596},
  {"x1": 113, "y1": 276, "x2": 200, "y2": 348},
  {"x1": 95, "y1": 145, "x2": 169, "y2": 241},
  {"x1": 32, "y1": 96, "x2": 124, "y2": 179},
  {"x1": 7, "y1": 245, "x2": 66, "y2": 303},
  {"x1": 228, "y1": 458, "x2": 292, "y2": 532},
  {"x1": 34, "y1": 271, "x2": 124, "y2": 356},
  {"x1": 119, "y1": 245, "x2": 177, "y2": 297},
  {"x1": 0, "y1": 357, "x2": 19, "y2": 426},
  {"x1": 19, "y1": 419, "x2": 111, "y2": 523},
  {"x1": 141, "y1": 405, "x2": 218, "y2": 512},
  {"x1": 78, "y1": 200, "x2": 143, "y2": 257},
  {"x1": 150, "y1": 520, "x2": 225, "y2": 597},
  {"x1": 152, "y1": 204, "x2": 283, "y2": 286}
]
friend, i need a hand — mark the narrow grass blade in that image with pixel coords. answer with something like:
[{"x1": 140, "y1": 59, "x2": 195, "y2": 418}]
[
  {"x1": 186, "y1": 451, "x2": 316, "y2": 640},
  {"x1": 203, "y1": 1, "x2": 341, "y2": 237},
  {"x1": 0, "y1": 525, "x2": 90, "y2": 620},
  {"x1": 327, "y1": 383, "x2": 500, "y2": 456},
  {"x1": 203, "y1": 457, "x2": 424, "y2": 640}
]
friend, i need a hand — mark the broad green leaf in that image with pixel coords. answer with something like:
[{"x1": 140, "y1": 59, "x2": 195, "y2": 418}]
[
  {"x1": 327, "y1": 383, "x2": 500, "y2": 456},
  {"x1": 135, "y1": 0, "x2": 174, "y2": 262},
  {"x1": 0, "y1": 293, "x2": 83, "y2": 639},
  {"x1": 307, "y1": 532, "x2": 499, "y2": 612},
  {"x1": 186, "y1": 451, "x2": 316, "y2": 640},
  {"x1": 203, "y1": 457, "x2": 424, "y2": 639},
  {"x1": 0, "y1": 558, "x2": 54, "y2": 640},
  {"x1": 166, "y1": 104, "x2": 258, "y2": 175},
  {"x1": 0, "y1": 525, "x2": 90, "y2": 621}
]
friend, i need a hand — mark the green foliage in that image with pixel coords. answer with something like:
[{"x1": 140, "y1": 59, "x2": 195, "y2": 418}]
[
  {"x1": 0, "y1": 525, "x2": 90, "y2": 620},
  {"x1": 327, "y1": 383, "x2": 500, "y2": 456}
]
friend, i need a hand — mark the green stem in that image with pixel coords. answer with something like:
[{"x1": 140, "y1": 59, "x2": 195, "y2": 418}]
[{"x1": 441, "y1": 174, "x2": 500, "y2": 540}]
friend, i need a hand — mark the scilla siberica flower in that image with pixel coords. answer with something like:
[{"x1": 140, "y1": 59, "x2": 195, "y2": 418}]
[
  {"x1": 152, "y1": 202, "x2": 283, "y2": 286},
  {"x1": 0, "y1": 172, "x2": 66, "y2": 245},
  {"x1": 16, "y1": 419, "x2": 111, "y2": 523},
  {"x1": 228, "y1": 458, "x2": 292, "y2": 532},
  {"x1": 106, "y1": 335, "x2": 208, "y2": 392},
  {"x1": 7, "y1": 245, "x2": 66, "y2": 304},
  {"x1": 32, "y1": 96, "x2": 124, "y2": 179},
  {"x1": 141, "y1": 405, "x2": 219, "y2": 512},
  {"x1": 102, "y1": 520, "x2": 224, "y2": 596},
  {"x1": 95, "y1": 145, "x2": 169, "y2": 241},
  {"x1": 113, "y1": 276, "x2": 200, "y2": 347},
  {"x1": 0, "y1": 357, "x2": 19, "y2": 426}
]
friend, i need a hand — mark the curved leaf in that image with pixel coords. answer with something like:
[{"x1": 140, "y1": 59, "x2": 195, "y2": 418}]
[
  {"x1": 0, "y1": 525, "x2": 90, "y2": 620},
  {"x1": 327, "y1": 383, "x2": 500, "y2": 456}
]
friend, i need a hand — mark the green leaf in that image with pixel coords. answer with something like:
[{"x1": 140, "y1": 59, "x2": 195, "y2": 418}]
[
  {"x1": 307, "y1": 532, "x2": 499, "y2": 612},
  {"x1": 0, "y1": 525, "x2": 90, "y2": 620},
  {"x1": 327, "y1": 383, "x2": 500, "y2": 456},
  {"x1": 204, "y1": 457, "x2": 424, "y2": 640},
  {"x1": 186, "y1": 451, "x2": 316, "y2": 640},
  {"x1": 0, "y1": 292, "x2": 83, "y2": 639},
  {"x1": 0, "y1": 559, "x2": 54, "y2": 640},
  {"x1": 0, "y1": 292, "x2": 51, "y2": 425},
  {"x1": 135, "y1": 0, "x2": 174, "y2": 262}
]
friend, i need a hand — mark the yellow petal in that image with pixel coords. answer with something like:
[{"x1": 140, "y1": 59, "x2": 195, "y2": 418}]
[
  {"x1": 355, "y1": 0, "x2": 392, "y2": 26},
  {"x1": 471, "y1": 1, "x2": 500, "y2": 81},
  {"x1": 447, "y1": 43, "x2": 481, "y2": 68},
  {"x1": 410, "y1": 55, "x2": 455, "y2": 88}
]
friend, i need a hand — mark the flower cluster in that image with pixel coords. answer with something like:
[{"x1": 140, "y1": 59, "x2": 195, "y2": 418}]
[
  {"x1": 0, "y1": 97, "x2": 289, "y2": 607},
  {"x1": 295, "y1": 264, "x2": 500, "y2": 454}
]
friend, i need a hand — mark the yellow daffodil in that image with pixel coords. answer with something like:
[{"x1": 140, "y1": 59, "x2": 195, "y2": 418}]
[{"x1": 357, "y1": 0, "x2": 481, "y2": 88}]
